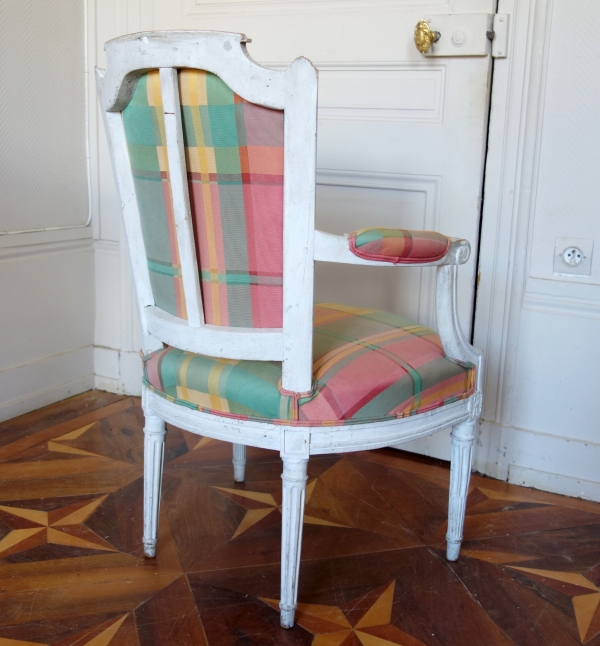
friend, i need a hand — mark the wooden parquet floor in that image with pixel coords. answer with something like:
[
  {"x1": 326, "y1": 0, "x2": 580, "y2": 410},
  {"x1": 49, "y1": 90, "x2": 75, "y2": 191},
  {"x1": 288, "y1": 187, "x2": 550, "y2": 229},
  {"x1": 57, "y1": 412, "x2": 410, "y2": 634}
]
[{"x1": 0, "y1": 392, "x2": 599, "y2": 646}]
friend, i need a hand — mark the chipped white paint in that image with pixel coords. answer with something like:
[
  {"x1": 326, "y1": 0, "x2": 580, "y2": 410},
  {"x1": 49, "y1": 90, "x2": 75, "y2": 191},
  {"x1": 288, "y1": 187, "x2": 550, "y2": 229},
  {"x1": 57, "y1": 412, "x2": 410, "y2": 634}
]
[{"x1": 98, "y1": 30, "x2": 483, "y2": 629}]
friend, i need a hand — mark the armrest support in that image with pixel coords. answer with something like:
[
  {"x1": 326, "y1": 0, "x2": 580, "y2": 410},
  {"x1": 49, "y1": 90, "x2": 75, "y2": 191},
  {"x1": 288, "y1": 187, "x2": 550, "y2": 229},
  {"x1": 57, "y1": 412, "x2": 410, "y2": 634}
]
[
  {"x1": 436, "y1": 264, "x2": 483, "y2": 394},
  {"x1": 313, "y1": 229, "x2": 483, "y2": 408},
  {"x1": 314, "y1": 230, "x2": 471, "y2": 267}
]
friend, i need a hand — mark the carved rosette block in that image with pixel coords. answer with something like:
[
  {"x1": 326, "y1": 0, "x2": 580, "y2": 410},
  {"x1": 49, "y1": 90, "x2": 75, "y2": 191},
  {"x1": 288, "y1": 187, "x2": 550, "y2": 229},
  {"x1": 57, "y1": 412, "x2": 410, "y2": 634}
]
[
  {"x1": 446, "y1": 420, "x2": 476, "y2": 561},
  {"x1": 467, "y1": 391, "x2": 483, "y2": 421},
  {"x1": 232, "y1": 443, "x2": 247, "y2": 482},
  {"x1": 143, "y1": 414, "x2": 167, "y2": 558},
  {"x1": 279, "y1": 458, "x2": 308, "y2": 628}
]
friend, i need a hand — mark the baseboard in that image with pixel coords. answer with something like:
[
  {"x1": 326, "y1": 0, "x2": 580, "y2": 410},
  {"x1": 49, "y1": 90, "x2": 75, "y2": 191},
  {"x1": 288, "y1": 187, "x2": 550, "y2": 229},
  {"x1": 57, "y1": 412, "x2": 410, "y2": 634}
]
[
  {"x1": 508, "y1": 465, "x2": 600, "y2": 503},
  {"x1": 94, "y1": 347, "x2": 142, "y2": 396},
  {"x1": 0, "y1": 346, "x2": 94, "y2": 423},
  {"x1": 474, "y1": 420, "x2": 600, "y2": 502},
  {"x1": 473, "y1": 420, "x2": 511, "y2": 481}
]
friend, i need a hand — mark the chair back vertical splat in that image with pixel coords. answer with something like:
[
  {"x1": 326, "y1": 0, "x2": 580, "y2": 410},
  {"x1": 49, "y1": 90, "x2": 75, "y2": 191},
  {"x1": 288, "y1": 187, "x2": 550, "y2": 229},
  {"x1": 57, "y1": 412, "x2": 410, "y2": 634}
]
[{"x1": 159, "y1": 67, "x2": 204, "y2": 328}]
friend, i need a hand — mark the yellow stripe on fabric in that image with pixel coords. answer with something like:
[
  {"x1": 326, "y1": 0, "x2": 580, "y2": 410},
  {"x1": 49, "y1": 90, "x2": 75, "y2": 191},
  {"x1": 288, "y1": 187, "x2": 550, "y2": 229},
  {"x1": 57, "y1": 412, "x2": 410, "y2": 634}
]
[
  {"x1": 181, "y1": 71, "x2": 223, "y2": 323},
  {"x1": 177, "y1": 353, "x2": 196, "y2": 402},
  {"x1": 417, "y1": 379, "x2": 471, "y2": 408},
  {"x1": 207, "y1": 359, "x2": 238, "y2": 411},
  {"x1": 147, "y1": 70, "x2": 163, "y2": 107},
  {"x1": 176, "y1": 386, "x2": 219, "y2": 411},
  {"x1": 147, "y1": 71, "x2": 169, "y2": 172},
  {"x1": 320, "y1": 303, "x2": 374, "y2": 316},
  {"x1": 313, "y1": 326, "x2": 423, "y2": 376},
  {"x1": 314, "y1": 309, "x2": 364, "y2": 327},
  {"x1": 203, "y1": 182, "x2": 222, "y2": 323}
]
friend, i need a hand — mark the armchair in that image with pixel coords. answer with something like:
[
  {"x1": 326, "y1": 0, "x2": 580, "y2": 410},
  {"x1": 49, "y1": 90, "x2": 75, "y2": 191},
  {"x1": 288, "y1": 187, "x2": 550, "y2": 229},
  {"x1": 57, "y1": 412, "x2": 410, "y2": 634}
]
[{"x1": 96, "y1": 30, "x2": 483, "y2": 630}]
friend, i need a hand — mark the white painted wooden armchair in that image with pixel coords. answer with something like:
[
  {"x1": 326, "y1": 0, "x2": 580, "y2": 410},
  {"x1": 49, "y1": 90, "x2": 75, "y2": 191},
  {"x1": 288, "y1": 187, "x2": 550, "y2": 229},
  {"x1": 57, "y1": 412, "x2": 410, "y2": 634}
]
[{"x1": 96, "y1": 30, "x2": 483, "y2": 630}]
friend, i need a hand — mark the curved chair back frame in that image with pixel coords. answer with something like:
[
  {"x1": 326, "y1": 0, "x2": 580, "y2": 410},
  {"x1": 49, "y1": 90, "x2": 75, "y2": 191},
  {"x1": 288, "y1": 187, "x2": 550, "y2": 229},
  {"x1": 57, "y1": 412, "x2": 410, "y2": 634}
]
[{"x1": 96, "y1": 30, "x2": 317, "y2": 393}]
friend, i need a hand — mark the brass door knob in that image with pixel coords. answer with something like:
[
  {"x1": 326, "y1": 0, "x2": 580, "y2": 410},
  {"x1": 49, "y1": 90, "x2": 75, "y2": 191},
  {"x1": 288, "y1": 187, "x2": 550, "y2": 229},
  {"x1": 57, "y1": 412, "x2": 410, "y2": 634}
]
[{"x1": 414, "y1": 20, "x2": 441, "y2": 54}]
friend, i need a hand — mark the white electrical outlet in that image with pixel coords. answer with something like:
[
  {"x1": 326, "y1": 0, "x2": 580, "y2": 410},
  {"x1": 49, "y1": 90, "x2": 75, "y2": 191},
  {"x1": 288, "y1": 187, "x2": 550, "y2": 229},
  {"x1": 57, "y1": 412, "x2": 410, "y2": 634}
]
[{"x1": 554, "y1": 237, "x2": 594, "y2": 276}]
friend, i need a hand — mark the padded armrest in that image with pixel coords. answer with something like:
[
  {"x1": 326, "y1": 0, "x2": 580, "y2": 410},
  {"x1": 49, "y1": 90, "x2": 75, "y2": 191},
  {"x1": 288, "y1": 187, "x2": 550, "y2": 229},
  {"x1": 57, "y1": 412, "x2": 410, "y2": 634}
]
[
  {"x1": 349, "y1": 227, "x2": 450, "y2": 264},
  {"x1": 314, "y1": 230, "x2": 470, "y2": 266}
]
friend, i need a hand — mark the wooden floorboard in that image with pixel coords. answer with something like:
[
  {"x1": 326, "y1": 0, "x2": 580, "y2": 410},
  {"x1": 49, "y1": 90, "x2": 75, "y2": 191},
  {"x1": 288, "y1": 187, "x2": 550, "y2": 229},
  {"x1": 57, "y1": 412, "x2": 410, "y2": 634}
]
[{"x1": 0, "y1": 391, "x2": 598, "y2": 645}]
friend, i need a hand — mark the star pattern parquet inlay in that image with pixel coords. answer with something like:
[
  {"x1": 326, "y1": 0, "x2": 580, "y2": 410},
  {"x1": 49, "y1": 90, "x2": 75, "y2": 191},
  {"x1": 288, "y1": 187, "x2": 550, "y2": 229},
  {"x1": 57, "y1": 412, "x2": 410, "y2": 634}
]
[{"x1": 0, "y1": 391, "x2": 599, "y2": 645}]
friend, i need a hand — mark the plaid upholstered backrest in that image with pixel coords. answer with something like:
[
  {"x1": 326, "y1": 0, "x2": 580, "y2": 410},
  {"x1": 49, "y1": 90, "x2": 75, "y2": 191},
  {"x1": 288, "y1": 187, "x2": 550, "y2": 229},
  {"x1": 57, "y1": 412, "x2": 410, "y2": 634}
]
[
  {"x1": 99, "y1": 31, "x2": 317, "y2": 393},
  {"x1": 122, "y1": 68, "x2": 284, "y2": 328}
]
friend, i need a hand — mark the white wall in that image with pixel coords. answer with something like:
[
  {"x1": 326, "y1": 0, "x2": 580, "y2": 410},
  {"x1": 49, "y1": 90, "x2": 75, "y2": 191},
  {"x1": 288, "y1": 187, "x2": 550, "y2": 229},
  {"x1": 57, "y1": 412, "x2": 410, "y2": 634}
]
[
  {"x1": 88, "y1": 0, "x2": 146, "y2": 395},
  {"x1": 0, "y1": 0, "x2": 94, "y2": 422},
  {"x1": 475, "y1": 0, "x2": 600, "y2": 501}
]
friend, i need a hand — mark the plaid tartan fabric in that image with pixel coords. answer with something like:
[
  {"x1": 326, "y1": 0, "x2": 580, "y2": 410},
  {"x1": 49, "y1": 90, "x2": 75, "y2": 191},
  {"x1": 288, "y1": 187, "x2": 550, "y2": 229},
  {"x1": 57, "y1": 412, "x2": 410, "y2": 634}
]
[
  {"x1": 349, "y1": 228, "x2": 451, "y2": 264},
  {"x1": 123, "y1": 71, "x2": 187, "y2": 319},
  {"x1": 179, "y1": 69, "x2": 284, "y2": 327},
  {"x1": 143, "y1": 303, "x2": 475, "y2": 426},
  {"x1": 122, "y1": 69, "x2": 284, "y2": 326}
]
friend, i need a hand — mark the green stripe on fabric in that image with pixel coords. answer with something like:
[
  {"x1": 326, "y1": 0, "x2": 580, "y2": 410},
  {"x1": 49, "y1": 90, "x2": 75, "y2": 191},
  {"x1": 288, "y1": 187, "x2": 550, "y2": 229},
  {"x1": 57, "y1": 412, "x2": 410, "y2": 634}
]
[
  {"x1": 200, "y1": 270, "x2": 282, "y2": 286},
  {"x1": 355, "y1": 228, "x2": 411, "y2": 247},
  {"x1": 314, "y1": 324, "x2": 433, "y2": 347},
  {"x1": 148, "y1": 260, "x2": 182, "y2": 277}
]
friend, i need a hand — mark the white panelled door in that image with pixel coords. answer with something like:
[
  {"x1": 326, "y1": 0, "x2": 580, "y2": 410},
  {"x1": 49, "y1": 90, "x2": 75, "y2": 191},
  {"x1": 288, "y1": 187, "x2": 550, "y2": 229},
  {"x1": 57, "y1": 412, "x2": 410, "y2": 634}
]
[{"x1": 112, "y1": 0, "x2": 496, "y2": 459}]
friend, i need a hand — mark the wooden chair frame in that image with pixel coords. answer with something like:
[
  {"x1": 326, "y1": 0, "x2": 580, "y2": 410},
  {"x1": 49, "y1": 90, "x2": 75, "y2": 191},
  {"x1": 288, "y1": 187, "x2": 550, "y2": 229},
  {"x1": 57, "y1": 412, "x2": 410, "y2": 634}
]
[{"x1": 96, "y1": 30, "x2": 483, "y2": 630}]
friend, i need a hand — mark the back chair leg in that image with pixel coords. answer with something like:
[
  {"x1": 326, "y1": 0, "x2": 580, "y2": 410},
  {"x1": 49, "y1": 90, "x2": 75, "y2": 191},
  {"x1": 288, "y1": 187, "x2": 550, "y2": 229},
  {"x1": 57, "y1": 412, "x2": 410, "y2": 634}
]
[
  {"x1": 232, "y1": 443, "x2": 246, "y2": 482},
  {"x1": 143, "y1": 414, "x2": 167, "y2": 558},
  {"x1": 446, "y1": 420, "x2": 476, "y2": 561},
  {"x1": 279, "y1": 458, "x2": 308, "y2": 629}
]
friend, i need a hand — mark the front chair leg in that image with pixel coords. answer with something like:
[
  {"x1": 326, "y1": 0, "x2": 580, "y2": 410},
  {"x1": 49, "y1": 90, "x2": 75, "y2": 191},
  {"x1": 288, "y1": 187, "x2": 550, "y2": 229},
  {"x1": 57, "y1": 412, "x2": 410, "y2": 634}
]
[
  {"x1": 143, "y1": 414, "x2": 167, "y2": 558},
  {"x1": 446, "y1": 420, "x2": 476, "y2": 561},
  {"x1": 232, "y1": 443, "x2": 246, "y2": 482},
  {"x1": 280, "y1": 458, "x2": 308, "y2": 629}
]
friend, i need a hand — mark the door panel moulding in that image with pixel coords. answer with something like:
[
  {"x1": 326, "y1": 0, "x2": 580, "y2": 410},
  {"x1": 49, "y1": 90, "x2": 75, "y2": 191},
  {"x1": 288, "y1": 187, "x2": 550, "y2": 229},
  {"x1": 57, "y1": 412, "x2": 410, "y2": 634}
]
[
  {"x1": 0, "y1": 0, "x2": 91, "y2": 236},
  {"x1": 317, "y1": 169, "x2": 441, "y2": 229},
  {"x1": 522, "y1": 293, "x2": 600, "y2": 320},
  {"x1": 0, "y1": 236, "x2": 93, "y2": 262},
  {"x1": 316, "y1": 169, "x2": 441, "y2": 327},
  {"x1": 183, "y1": 0, "x2": 453, "y2": 17},
  {"x1": 263, "y1": 63, "x2": 447, "y2": 124}
]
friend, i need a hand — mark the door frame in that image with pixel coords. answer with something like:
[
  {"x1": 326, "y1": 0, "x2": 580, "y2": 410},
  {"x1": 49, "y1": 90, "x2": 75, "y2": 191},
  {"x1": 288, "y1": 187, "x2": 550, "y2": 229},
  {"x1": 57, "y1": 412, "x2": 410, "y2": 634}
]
[{"x1": 473, "y1": 0, "x2": 550, "y2": 480}]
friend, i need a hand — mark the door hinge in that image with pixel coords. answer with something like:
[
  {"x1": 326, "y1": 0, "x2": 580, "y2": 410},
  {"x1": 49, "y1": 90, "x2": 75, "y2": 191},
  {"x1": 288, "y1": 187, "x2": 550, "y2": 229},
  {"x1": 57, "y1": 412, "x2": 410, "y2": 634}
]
[{"x1": 490, "y1": 14, "x2": 509, "y2": 58}]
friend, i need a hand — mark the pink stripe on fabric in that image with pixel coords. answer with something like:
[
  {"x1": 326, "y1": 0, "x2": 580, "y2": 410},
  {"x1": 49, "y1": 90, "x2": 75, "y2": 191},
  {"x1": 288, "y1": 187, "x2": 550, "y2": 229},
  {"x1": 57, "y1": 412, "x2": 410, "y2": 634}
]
[
  {"x1": 253, "y1": 285, "x2": 283, "y2": 329},
  {"x1": 301, "y1": 352, "x2": 406, "y2": 422},
  {"x1": 145, "y1": 350, "x2": 166, "y2": 390},
  {"x1": 242, "y1": 173, "x2": 260, "y2": 326},
  {"x1": 298, "y1": 391, "x2": 340, "y2": 423},
  {"x1": 381, "y1": 336, "x2": 445, "y2": 368},
  {"x1": 243, "y1": 103, "x2": 284, "y2": 147},
  {"x1": 245, "y1": 183, "x2": 284, "y2": 327}
]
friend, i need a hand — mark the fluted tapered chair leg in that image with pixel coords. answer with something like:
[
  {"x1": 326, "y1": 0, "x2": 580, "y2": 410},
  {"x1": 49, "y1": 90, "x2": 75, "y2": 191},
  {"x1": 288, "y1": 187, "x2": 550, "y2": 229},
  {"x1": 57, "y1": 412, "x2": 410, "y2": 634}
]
[
  {"x1": 143, "y1": 414, "x2": 167, "y2": 558},
  {"x1": 446, "y1": 420, "x2": 476, "y2": 561},
  {"x1": 279, "y1": 458, "x2": 308, "y2": 629},
  {"x1": 232, "y1": 443, "x2": 246, "y2": 482}
]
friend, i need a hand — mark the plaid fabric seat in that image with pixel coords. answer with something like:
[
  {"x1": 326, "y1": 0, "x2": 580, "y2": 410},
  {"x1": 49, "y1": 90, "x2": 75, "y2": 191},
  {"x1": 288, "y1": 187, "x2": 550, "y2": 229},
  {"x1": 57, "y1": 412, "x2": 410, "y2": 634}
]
[
  {"x1": 143, "y1": 303, "x2": 475, "y2": 427},
  {"x1": 349, "y1": 228, "x2": 451, "y2": 264}
]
